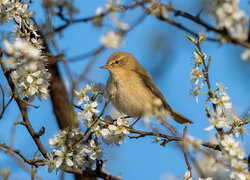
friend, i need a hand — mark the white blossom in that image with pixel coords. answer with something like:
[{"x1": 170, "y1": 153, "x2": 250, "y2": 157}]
[
  {"x1": 193, "y1": 52, "x2": 203, "y2": 67},
  {"x1": 100, "y1": 31, "x2": 122, "y2": 48},
  {"x1": 233, "y1": 126, "x2": 246, "y2": 138},
  {"x1": 198, "y1": 178, "x2": 213, "y2": 180},
  {"x1": 183, "y1": 170, "x2": 192, "y2": 180},
  {"x1": 84, "y1": 101, "x2": 100, "y2": 119},
  {"x1": 191, "y1": 81, "x2": 204, "y2": 103},
  {"x1": 54, "y1": 146, "x2": 74, "y2": 168},
  {"x1": 220, "y1": 134, "x2": 240, "y2": 157},
  {"x1": 105, "y1": 0, "x2": 120, "y2": 10},
  {"x1": 48, "y1": 128, "x2": 103, "y2": 170},
  {"x1": 205, "y1": 107, "x2": 233, "y2": 131},
  {"x1": 42, "y1": 152, "x2": 56, "y2": 173},
  {"x1": 87, "y1": 140, "x2": 103, "y2": 161},
  {"x1": 74, "y1": 85, "x2": 91, "y2": 105},
  {"x1": 100, "y1": 118, "x2": 129, "y2": 146},
  {"x1": 210, "y1": 92, "x2": 232, "y2": 109},
  {"x1": 230, "y1": 171, "x2": 248, "y2": 180},
  {"x1": 241, "y1": 48, "x2": 250, "y2": 61},
  {"x1": 215, "y1": 82, "x2": 228, "y2": 95},
  {"x1": 190, "y1": 67, "x2": 203, "y2": 85},
  {"x1": 148, "y1": 0, "x2": 168, "y2": 18}
]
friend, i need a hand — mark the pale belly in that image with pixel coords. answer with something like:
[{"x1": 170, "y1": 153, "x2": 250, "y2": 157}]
[{"x1": 106, "y1": 76, "x2": 154, "y2": 117}]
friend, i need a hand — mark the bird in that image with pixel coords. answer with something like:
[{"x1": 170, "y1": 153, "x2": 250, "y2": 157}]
[{"x1": 100, "y1": 51, "x2": 193, "y2": 124}]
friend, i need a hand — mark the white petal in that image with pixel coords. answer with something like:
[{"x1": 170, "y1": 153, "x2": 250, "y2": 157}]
[
  {"x1": 100, "y1": 128, "x2": 109, "y2": 136},
  {"x1": 204, "y1": 125, "x2": 214, "y2": 131},
  {"x1": 55, "y1": 157, "x2": 63, "y2": 168},
  {"x1": 54, "y1": 150, "x2": 63, "y2": 157},
  {"x1": 92, "y1": 109, "x2": 100, "y2": 113},
  {"x1": 35, "y1": 78, "x2": 43, "y2": 84},
  {"x1": 32, "y1": 71, "x2": 41, "y2": 77},
  {"x1": 27, "y1": 75, "x2": 33, "y2": 83},
  {"x1": 108, "y1": 125, "x2": 117, "y2": 131},
  {"x1": 28, "y1": 86, "x2": 37, "y2": 96},
  {"x1": 117, "y1": 118, "x2": 122, "y2": 126},
  {"x1": 91, "y1": 101, "x2": 98, "y2": 108},
  {"x1": 66, "y1": 158, "x2": 74, "y2": 167}
]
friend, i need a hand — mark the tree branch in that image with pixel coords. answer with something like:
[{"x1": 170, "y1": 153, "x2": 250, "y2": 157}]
[
  {"x1": 0, "y1": 143, "x2": 44, "y2": 167},
  {"x1": 0, "y1": 49, "x2": 49, "y2": 158},
  {"x1": 64, "y1": 168, "x2": 121, "y2": 180},
  {"x1": 128, "y1": 128, "x2": 221, "y2": 151}
]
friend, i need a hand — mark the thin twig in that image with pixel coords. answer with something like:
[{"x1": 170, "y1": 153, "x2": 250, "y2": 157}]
[
  {"x1": 0, "y1": 92, "x2": 14, "y2": 119},
  {"x1": 128, "y1": 128, "x2": 221, "y2": 151},
  {"x1": 182, "y1": 123, "x2": 192, "y2": 178},
  {"x1": 195, "y1": 41, "x2": 225, "y2": 135},
  {"x1": 166, "y1": 4, "x2": 250, "y2": 48},
  {"x1": 0, "y1": 143, "x2": 44, "y2": 167}
]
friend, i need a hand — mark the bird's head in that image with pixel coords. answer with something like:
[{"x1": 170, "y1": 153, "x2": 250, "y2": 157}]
[{"x1": 100, "y1": 52, "x2": 139, "y2": 73}]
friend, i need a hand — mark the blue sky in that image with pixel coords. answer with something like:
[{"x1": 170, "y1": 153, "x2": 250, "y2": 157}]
[{"x1": 0, "y1": 0, "x2": 249, "y2": 179}]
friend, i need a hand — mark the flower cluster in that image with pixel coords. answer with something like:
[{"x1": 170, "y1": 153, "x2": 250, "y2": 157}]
[
  {"x1": 196, "y1": 134, "x2": 249, "y2": 180},
  {"x1": 206, "y1": 0, "x2": 249, "y2": 61},
  {"x1": 75, "y1": 83, "x2": 130, "y2": 146},
  {"x1": 197, "y1": 149, "x2": 228, "y2": 178},
  {"x1": 0, "y1": 1, "x2": 39, "y2": 43},
  {"x1": 0, "y1": 0, "x2": 34, "y2": 25},
  {"x1": 188, "y1": 34, "x2": 206, "y2": 103},
  {"x1": 100, "y1": 118, "x2": 130, "y2": 146},
  {"x1": 46, "y1": 82, "x2": 132, "y2": 171},
  {"x1": 187, "y1": 35, "x2": 249, "y2": 180},
  {"x1": 75, "y1": 83, "x2": 105, "y2": 127},
  {"x1": 207, "y1": 0, "x2": 248, "y2": 41},
  {"x1": 3, "y1": 39, "x2": 51, "y2": 100},
  {"x1": 204, "y1": 83, "x2": 248, "y2": 138},
  {"x1": 47, "y1": 128, "x2": 103, "y2": 172},
  {"x1": 219, "y1": 134, "x2": 248, "y2": 180},
  {"x1": 1, "y1": 1, "x2": 51, "y2": 101}
]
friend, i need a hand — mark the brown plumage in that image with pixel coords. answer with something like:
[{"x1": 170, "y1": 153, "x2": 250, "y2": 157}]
[{"x1": 101, "y1": 52, "x2": 193, "y2": 124}]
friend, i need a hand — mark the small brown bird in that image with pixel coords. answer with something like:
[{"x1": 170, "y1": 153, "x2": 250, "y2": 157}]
[{"x1": 100, "y1": 52, "x2": 193, "y2": 124}]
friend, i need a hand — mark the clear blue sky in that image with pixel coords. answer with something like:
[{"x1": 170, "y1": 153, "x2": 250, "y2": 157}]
[{"x1": 0, "y1": 0, "x2": 249, "y2": 180}]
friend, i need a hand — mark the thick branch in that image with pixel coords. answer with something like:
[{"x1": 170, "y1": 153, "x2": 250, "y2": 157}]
[{"x1": 64, "y1": 168, "x2": 121, "y2": 180}]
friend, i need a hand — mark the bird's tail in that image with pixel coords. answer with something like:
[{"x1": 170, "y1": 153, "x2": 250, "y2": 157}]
[{"x1": 172, "y1": 110, "x2": 193, "y2": 124}]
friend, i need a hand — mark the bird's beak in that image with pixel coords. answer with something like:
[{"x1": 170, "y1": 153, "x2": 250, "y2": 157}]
[{"x1": 100, "y1": 65, "x2": 109, "y2": 69}]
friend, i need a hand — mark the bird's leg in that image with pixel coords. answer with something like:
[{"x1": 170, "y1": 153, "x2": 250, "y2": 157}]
[{"x1": 129, "y1": 117, "x2": 141, "y2": 128}]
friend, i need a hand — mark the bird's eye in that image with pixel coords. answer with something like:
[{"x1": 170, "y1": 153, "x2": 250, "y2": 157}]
[{"x1": 115, "y1": 60, "x2": 119, "y2": 64}]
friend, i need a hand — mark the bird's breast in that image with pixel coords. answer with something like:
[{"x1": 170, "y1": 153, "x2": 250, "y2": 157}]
[{"x1": 106, "y1": 73, "x2": 155, "y2": 117}]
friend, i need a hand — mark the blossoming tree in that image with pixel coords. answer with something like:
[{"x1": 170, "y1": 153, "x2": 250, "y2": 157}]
[{"x1": 0, "y1": 0, "x2": 249, "y2": 180}]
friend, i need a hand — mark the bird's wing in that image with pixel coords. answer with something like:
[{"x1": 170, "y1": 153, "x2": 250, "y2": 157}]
[
  {"x1": 132, "y1": 66, "x2": 172, "y2": 111},
  {"x1": 134, "y1": 66, "x2": 193, "y2": 124}
]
